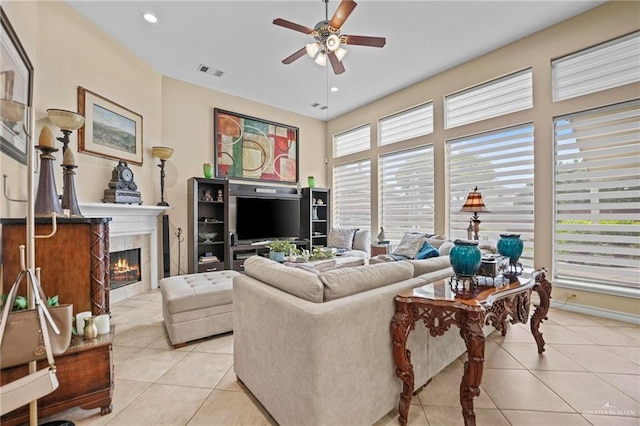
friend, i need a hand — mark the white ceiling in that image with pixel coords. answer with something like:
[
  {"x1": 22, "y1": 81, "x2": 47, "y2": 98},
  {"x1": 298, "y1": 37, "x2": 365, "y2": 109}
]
[{"x1": 66, "y1": 0, "x2": 604, "y2": 121}]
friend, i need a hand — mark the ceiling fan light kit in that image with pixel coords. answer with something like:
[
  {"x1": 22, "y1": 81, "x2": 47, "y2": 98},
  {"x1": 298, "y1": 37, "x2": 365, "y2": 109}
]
[{"x1": 273, "y1": 0, "x2": 386, "y2": 75}]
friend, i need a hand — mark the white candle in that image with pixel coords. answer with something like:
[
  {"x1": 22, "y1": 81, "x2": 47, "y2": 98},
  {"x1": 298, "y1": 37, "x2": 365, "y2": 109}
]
[
  {"x1": 38, "y1": 125, "x2": 55, "y2": 147},
  {"x1": 62, "y1": 147, "x2": 76, "y2": 166}
]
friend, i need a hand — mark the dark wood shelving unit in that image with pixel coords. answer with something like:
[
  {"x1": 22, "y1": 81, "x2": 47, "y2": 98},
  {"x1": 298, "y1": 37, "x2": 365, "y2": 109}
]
[
  {"x1": 187, "y1": 177, "x2": 229, "y2": 273},
  {"x1": 300, "y1": 187, "x2": 330, "y2": 249}
]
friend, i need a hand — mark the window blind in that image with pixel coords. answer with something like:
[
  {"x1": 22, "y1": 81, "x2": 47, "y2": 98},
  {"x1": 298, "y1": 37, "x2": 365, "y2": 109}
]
[
  {"x1": 333, "y1": 160, "x2": 371, "y2": 231},
  {"x1": 445, "y1": 69, "x2": 533, "y2": 129},
  {"x1": 379, "y1": 146, "x2": 434, "y2": 244},
  {"x1": 554, "y1": 99, "x2": 640, "y2": 290},
  {"x1": 447, "y1": 124, "x2": 535, "y2": 267},
  {"x1": 333, "y1": 125, "x2": 370, "y2": 158},
  {"x1": 552, "y1": 32, "x2": 640, "y2": 102},
  {"x1": 379, "y1": 103, "x2": 433, "y2": 146}
]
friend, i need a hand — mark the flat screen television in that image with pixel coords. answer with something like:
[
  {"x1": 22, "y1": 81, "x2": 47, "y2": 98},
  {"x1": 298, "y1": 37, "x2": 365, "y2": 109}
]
[{"x1": 236, "y1": 197, "x2": 300, "y2": 242}]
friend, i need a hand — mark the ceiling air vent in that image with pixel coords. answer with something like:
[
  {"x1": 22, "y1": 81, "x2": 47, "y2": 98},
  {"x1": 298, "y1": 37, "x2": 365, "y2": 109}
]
[
  {"x1": 310, "y1": 102, "x2": 328, "y2": 110},
  {"x1": 197, "y1": 64, "x2": 225, "y2": 78}
]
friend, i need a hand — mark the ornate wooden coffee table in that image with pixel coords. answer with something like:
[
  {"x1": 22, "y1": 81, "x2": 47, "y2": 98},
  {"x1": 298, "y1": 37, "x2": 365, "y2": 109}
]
[{"x1": 391, "y1": 270, "x2": 551, "y2": 426}]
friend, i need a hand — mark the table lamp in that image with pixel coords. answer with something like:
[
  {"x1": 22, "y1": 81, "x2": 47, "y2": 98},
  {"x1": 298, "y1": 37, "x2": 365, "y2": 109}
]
[
  {"x1": 46, "y1": 109, "x2": 85, "y2": 153},
  {"x1": 460, "y1": 186, "x2": 489, "y2": 240}
]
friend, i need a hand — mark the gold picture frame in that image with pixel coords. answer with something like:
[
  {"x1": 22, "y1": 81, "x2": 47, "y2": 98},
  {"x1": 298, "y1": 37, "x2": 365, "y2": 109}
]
[{"x1": 78, "y1": 86, "x2": 143, "y2": 165}]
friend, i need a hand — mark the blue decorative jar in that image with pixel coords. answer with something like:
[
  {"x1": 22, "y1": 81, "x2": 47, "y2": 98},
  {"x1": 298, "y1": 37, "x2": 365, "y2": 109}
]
[
  {"x1": 497, "y1": 234, "x2": 524, "y2": 263},
  {"x1": 449, "y1": 239, "x2": 481, "y2": 277},
  {"x1": 269, "y1": 251, "x2": 286, "y2": 262}
]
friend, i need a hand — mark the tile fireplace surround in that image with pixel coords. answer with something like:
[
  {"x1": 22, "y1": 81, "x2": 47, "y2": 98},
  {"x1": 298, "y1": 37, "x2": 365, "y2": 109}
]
[{"x1": 79, "y1": 202, "x2": 170, "y2": 303}]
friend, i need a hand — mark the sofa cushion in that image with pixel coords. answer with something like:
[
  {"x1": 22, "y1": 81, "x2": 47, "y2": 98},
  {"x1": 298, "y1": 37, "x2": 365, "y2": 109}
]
[
  {"x1": 416, "y1": 242, "x2": 439, "y2": 259},
  {"x1": 352, "y1": 229, "x2": 370, "y2": 253},
  {"x1": 320, "y1": 261, "x2": 414, "y2": 301},
  {"x1": 244, "y1": 256, "x2": 324, "y2": 303},
  {"x1": 327, "y1": 227, "x2": 358, "y2": 250},
  {"x1": 408, "y1": 255, "x2": 452, "y2": 278},
  {"x1": 393, "y1": 232, "x2": 426, "y2": 259}
]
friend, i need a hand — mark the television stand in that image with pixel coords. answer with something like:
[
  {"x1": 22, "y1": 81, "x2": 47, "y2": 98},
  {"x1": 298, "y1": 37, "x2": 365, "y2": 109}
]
[{"x1": 229, "y1": 240, "x2": 310, "y2": 272}]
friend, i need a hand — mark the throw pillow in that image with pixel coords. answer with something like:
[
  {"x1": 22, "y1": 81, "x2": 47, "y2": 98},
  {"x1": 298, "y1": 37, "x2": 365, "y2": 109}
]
[
  {"x1": 438, "y1": 240, "x2": 455, "y2": 256},
  {"x1": 393, "y1": 232, "x2": 426, "y2": 259},
  {"x1": 416, "y1": 242, "x2": 439, "y2": 259},
  {"x1": 327, "y1": 227, "x2": 358, "y2": 250}
]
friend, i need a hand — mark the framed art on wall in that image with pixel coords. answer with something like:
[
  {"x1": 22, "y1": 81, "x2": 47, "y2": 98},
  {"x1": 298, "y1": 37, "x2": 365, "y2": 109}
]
[
  {"x1": 0, "y1": 7, "x2": 33, "y2": 165},
  {"x1": 78, "y1": 86, "x2": 143, "y2": 165},
  {"x1": 214, "y1": 108, "x2": 299, "y2": 183}
]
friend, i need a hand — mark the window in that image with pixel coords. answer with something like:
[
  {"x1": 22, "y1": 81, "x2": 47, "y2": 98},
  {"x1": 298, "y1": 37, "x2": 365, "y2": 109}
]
[
  {"x1": 378, "y1": 146, "x2": 434, "y2": 243},
  {"x1": 554, "y1": 100, "x2": 640, "y2": 293},
  {"x1": 378, "y1": 103, "x2": 433, "y2": 146},
  {"x1": 447, "y1": 124, "x2": 535, "y2": 267},
  {"x1": 333, "y1": 125, "x2": 370, "y2": 158},
  {"x1": 333, "y1": 160, "x2": 371, "y2": 231},
  {"x1": 445, "y1": 69, "x2": 533, "y2": 129},
  {"x1": 552, "y1": 32, "x2": 640, "y2": 102}
]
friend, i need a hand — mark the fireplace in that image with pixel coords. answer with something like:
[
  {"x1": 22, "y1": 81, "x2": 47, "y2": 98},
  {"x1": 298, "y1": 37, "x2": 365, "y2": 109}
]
[{"x1": 110, "y1": 248, "x2": 142, "y2": 289}]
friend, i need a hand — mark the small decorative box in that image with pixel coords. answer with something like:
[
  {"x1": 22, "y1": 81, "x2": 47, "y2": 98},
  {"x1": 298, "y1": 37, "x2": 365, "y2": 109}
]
[{"x1": 478, "y1": 255, "x2": 510, "y2": 278}]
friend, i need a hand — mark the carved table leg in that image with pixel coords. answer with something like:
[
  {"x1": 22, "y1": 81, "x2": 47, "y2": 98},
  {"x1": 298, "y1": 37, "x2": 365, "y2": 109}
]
[
  {"x1": 100, "y1": 404, "x2": 113, "y2": 415},
  {"x1": 391, "y1": 301, "x2": 416, "y2": 426},
  {"x1": 530, "y1": 272, "x2": 552, "y2": 353},
  {"x1": 459, "y1": 310, "x2": 485, "y2": 426}
]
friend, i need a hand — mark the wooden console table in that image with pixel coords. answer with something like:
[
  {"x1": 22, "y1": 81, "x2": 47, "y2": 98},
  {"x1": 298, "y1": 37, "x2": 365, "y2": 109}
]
[
  {"x1": 1, "y1": 326, "x2": 115, "y2": 425},
  {"x1": 391, "y1": 271, "x2": 551, "y2": 426}
]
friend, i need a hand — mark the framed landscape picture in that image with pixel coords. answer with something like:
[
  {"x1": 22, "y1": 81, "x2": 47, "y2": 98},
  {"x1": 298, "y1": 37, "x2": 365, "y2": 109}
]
[
  {"x1": 214, "y1": 108, "x2": 298, "y2": 183},
  {"x1": 0, "y1": 7, "x2": 33, "y2": 165},
  {"x1": 78, "y1": 87, "x2": 143, "y2": 165}
]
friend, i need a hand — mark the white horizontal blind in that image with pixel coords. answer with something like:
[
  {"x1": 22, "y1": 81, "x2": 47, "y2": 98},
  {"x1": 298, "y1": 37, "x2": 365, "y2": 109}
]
[
  {"x1": 379, "y1": 103, "x2": 433, "y2": 146},
  {"x1": 447, "y1": 124, "x2": 535, "y2": 267},
  {"x1": 445, "y1": 69, "x2": 533, "y2": 129},
  {"x1": 333, "y1": 125, "x2": 370, "y2": 158},
  {"x1": 554, "y1": 100, "x2": 640, "y2": 289},
  {"x1": 333, "y1": 160, "x2": 371, "y2": 231},
  {"x1": 379, "y1": 146, "x2": 434, "y2": 244},
  {"x1": 553, "y1": 32, "x2": 640, "y2": 102}
]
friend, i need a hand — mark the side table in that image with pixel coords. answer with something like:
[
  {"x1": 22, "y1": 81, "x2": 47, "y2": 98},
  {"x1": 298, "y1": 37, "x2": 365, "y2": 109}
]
[
  {"x1": 1, "y1": 325, "x2": 115, "y2": 425},
  {"x1": 390, "y1": 271, "x2": 551, "y2": 426},
  {"x1": 371, "y1": 243, "x2": 391, "y2": 256}
]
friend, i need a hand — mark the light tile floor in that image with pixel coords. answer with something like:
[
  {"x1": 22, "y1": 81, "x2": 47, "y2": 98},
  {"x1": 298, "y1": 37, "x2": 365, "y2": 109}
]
[{"x1": 38, "y1": 289, "x2": 639, "y2": 426}]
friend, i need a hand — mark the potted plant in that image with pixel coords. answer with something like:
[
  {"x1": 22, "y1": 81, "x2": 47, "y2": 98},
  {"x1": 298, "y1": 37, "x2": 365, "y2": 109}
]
[{"x1": 267, "y1": 240, "x2": 297, "y2": 262}]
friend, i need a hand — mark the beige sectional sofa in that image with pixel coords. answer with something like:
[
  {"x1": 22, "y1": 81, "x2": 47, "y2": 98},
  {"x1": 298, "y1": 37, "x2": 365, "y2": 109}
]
[{"x1": 233, "y1": 255, "x2": 468, "y2": 426}]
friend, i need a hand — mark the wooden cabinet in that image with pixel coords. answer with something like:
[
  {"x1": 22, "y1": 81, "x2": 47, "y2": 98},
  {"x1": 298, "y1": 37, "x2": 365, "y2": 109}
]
[
  {"x1": 300, "y1": 188, "x2": 330, "y2": 249},
  {"x1": 1, "y1": 327, "x2": 115, "y2": 424},
  {"x1": 188, "y1": 178, "x2": 229, "y2": 273},
  {"x1": 1, "y1": 218, "x2": 111, "y2": 316}
]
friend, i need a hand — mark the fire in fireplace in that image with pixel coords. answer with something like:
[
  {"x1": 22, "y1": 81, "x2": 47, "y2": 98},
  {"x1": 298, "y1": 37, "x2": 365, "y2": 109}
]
[{"x1": 110, "y1": 248, "x2": 141, "y2": 289}]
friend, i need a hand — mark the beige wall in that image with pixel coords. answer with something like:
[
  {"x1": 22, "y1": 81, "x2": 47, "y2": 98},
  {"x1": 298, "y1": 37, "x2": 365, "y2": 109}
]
[
  {"x1": 160, "y1": 77, "x2": 326, "y2": 274},
  {"x1": 326, "y1": 1, "x2": 640, "y2": 316}
]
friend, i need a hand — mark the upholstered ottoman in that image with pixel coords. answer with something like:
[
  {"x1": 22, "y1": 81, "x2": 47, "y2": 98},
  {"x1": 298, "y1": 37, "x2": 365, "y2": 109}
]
[{"x1": 160, "y1": 270, "x2": 240, "y2": 348}]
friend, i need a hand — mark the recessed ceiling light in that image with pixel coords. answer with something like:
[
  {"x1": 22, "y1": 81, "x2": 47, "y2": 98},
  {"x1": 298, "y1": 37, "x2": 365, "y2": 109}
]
[
  {"x1": 142, "y1": 12, "x2": 158, "y2": 24},
  {"x1": 330, "y1": 87, "x2": 339, "y2": 92}
]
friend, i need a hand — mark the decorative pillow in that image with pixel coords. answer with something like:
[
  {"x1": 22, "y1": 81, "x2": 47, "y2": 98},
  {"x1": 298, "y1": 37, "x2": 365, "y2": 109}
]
[
  {"x1": 327, "y1": 227, "x2": 358, "y2": 250},
  {"x1": 393, "y1": 232, "x2": 426, "y2": 259},
  {"x1": 438, "y1": 240, "x2": 455, "y2": 256},
  {"x1": 416, "y1": 242, "x2": 439, "y2": 259}
]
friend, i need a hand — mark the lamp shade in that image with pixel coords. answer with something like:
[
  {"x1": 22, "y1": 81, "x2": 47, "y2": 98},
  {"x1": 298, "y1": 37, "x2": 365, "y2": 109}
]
[
  {"x1": 306, "y1": 42, "x2": 320, "y2": 58},
  {"x1": 47, "y1": 109, "x2": 85, "y2": 131},
  {"x1": 326, "y1": 34, "x2": 340, "y2": 51},
  {"x1": 315, "y1": 51, "x2": 327, "y2": 66},
  {"x1": 152, "y1": 146, "x2": 174, "y2": 160},
  {"x1": 460, "y1": 187, "x2": 489, "y2": 213},
  {"x1": 334, "y1": 46, "x2": 347, "y2": 62}
]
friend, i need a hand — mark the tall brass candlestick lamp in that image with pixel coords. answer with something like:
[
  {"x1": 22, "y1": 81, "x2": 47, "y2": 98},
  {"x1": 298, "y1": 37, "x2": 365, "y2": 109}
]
[
  {"x1": 459, "y1": 186, "x2": 489, "y2": 240},
  {"x1": 152, "y1": 146, "x2": 174, "y2": 206},
  {"x1": 46, "y1": 109, "x2": 85, "y2": 153}
]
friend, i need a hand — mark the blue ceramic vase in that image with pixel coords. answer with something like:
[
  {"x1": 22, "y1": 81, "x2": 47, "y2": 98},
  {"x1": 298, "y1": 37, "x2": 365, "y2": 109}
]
[
  {"x1": 497, "y1": 234, "x2": 524, "y2": 263},
  {"x1": 269, "y1": 251, "x2": 286, "y2": 262},
  {"x1": 449, "y1": 239, "x2": 481, "y2": 277}
]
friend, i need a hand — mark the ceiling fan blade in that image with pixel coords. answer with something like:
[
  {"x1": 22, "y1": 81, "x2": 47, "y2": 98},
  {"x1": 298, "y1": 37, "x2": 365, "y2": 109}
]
[
  {"x1": 282, "y1": 47, "x2": 307, "y2": 64},
  {"x1": 273, "y1": 18, "x2": 314, "y2": 35},
  {"x1": 342, "y1": 34, "x2": 386, "y2": 48},
  {"x1": 329, "y1": 0, "x2": 357, "y2": 30},
  {"x1": 328, "y1": 51, "x2": 345, "y2": 75}
]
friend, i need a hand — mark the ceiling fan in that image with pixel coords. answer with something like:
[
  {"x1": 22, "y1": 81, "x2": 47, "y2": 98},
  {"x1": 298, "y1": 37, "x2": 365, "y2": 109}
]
[{"x1": 273, "y1": 0, "x2": 386, "y2": 75}]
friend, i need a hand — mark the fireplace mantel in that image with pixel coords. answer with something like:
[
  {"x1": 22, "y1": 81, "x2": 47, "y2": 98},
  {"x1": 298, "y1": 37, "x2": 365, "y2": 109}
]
[{"x1": 79, "y1": 202, "x2": 172, "y2": 290}]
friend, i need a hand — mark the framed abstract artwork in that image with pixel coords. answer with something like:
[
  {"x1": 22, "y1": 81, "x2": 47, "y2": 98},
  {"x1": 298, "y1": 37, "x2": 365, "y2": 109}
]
[
  {"x1": 0, "y1": 6, "x2": 33, "y2": 165},
  {"x1": 78, "y1": 86, "x2": 143, "y2": 165},
  {"x1": 214, "y1": 108, "x2": 298, "y2": 183}
]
